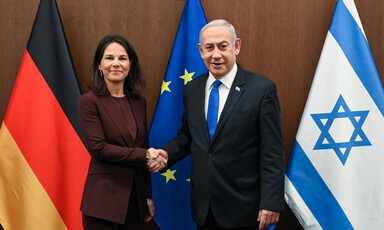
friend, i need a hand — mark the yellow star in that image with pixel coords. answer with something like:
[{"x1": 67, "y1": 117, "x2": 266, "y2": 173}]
[
  {"x1": 161, "y1": 169, "x2": 176, "y2": 183},
  {"x1": 186, "y1": 178, "x2": 190, "y2": 182},
  {"x1": 179, "y1": 69, "x2": 195, "y2": 85},
  {"x1": 161, "y1": 80, "x2": 171, "y2": 94}
]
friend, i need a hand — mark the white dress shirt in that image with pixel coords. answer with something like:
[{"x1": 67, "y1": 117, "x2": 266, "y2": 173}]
[{"x1": 204, "y1": 63, "x2": 238, "y2": 122}]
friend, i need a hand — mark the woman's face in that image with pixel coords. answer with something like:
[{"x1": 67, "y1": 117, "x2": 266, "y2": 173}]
[{"x1": 99, "y1": 42, "x2": 130, "y2": 86}]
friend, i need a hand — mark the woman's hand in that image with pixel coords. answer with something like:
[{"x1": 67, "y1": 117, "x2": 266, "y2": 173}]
[{"x1": 144, "y1": 198, "x2": 154, "y2": 222}]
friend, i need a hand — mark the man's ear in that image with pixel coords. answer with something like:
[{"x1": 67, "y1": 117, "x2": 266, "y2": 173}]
[
  {"x1": 198, "y1": 43, "x2": 204, "y2": 59},
  {"x1": 234, "y1": 38, "x2": 241, "y2": 55}
]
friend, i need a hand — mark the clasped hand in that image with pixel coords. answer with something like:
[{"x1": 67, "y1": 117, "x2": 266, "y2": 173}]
[{"x1": 146, "y1": 148, "x2": 168, "y2": 173}]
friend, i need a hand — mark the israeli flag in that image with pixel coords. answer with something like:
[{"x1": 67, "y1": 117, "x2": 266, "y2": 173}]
[{"x1": 285, "y1": 0, "x2": 384, "y2": 229}]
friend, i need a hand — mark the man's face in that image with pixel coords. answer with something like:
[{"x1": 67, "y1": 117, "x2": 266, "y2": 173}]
[{"x1": 198, "y1": 25, "x2": 241, "y2": 79}]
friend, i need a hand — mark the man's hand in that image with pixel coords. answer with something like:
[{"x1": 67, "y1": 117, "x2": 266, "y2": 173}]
[
  {"x1": 146, "y1": 148, "x2": 168, "y2": 173},
  {"x1": 258, "y1": 209, "x2": 280, "y2": 230}
]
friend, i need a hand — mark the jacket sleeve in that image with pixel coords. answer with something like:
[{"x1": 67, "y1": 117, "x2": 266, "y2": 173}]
[
  {"x1": 163, "y1": 86, "x2": 192, "y2": 168},
  {"x1": 259, "y1": 83, "x2": 285, "y2": 212},
  {"x1": 78, "y1": 94, "x2": 147, "y2": 165},
  {"x1": 143, "y1": 99, "x2": 152, "y2": 198}
]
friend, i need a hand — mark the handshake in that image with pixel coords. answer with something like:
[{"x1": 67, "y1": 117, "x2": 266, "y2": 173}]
[{"x1": 146, "y1": 148, "x2": 168, "y2": 173}]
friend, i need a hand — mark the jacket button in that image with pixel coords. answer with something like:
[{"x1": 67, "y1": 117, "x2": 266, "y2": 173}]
[{"x1": 208, "y1": 152, "x2": 213, "y2": 158}]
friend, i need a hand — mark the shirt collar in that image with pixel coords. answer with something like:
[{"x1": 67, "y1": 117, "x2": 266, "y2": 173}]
[{"x1": 207, "y1": 63, "x2": 238, "y2": 90}]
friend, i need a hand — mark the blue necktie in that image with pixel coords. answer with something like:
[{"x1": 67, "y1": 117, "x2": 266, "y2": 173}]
[{"x1": 207, "y1": 80, "x2": 222, "y2": 140}]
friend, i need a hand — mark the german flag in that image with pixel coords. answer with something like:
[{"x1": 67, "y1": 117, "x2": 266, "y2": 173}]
[{"x1": 0, "y1": 0, "x2": 89, "y2": 229}]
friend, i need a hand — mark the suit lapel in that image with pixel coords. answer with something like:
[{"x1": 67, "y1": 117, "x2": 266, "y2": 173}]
[
  {"x1": 211, "y1": 66, "x2": 246, "y2": 142},
  {"x1": 194, "y1": 73, "x2": 211, "y2": 142},
  {"x1": 100, "y1": 95, "x2": 134, "y2": 147}
]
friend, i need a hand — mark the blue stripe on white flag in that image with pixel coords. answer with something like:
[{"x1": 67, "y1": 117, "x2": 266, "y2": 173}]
[
  {"x1": 286, "y1": 140, "x2": 353, "y2": 230},
  {"x1": 330, "y1": 0, "x2": 384, "y2": 117}
]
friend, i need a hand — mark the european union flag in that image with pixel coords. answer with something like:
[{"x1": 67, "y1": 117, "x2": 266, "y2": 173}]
[
  {"x1": 148, "y1": 0, "x2": 207, "y2": 229},
  {"x1": 285, "y1": 0, "x2": 384, "y2": 229}
]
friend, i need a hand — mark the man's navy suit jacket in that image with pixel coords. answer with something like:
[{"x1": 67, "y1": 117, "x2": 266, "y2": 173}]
[{"x1": 164, "y1": 65, "x2": 285, "y2": 229}]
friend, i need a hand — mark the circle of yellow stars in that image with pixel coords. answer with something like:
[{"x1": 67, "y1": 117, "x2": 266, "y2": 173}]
[{"x1": 159, "y1": 68, "x2": 195, "y2": 183}]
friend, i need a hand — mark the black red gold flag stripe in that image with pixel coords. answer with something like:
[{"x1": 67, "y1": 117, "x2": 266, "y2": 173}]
[{"x1": 0, "y1": 0, "x2": 89, "y2": 229}]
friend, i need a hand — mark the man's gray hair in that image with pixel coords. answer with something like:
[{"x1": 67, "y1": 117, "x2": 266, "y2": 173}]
[{"x1": 199, "y1": 19, "x2": 237, "y2": 46}]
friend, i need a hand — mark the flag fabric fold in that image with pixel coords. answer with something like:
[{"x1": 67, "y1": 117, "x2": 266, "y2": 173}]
[
  {"x1": 285, "y1": 0, "x2": 384, "y2": 229},
  {"x1": 148, "y1": 0, "x2": 207, "y2": 229},
  {"x1": 0, "y1": 0, "x2": 89, "y2": 229}
]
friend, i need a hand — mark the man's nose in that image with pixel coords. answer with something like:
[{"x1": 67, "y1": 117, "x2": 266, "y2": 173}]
[{"x1": 212, "y1": 47, "x2": 221, "y2": 58}]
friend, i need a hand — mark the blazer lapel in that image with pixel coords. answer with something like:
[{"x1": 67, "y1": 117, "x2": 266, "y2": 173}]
[
  {"x1": 100, "y1": 95, "x2": 134, "y2": 147},
  {"x1": 127, "y1": 96, "x2": 145, "y2": 147},
  {"x1": 211, "y1": 66, "x2": 245, "y2": 142}
]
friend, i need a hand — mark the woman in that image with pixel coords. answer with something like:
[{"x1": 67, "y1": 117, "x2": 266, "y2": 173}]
[{"x1": 78, "y1": 35, "x2": 153, "y2": 230}]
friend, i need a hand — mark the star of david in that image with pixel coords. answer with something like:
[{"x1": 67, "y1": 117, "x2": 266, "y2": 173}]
[{"x1": 310, "y1": 95, "x2": 371, "y2": 165}]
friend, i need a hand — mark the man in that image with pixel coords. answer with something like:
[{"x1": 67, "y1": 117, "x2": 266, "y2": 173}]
[{"x1": 148, "y1": 19, "x2": 285, "y2": 230}]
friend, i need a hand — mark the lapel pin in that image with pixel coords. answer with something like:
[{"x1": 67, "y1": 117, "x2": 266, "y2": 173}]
[{"x1": 235, "y1": 86, "x2": 240, "y2": 92}]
